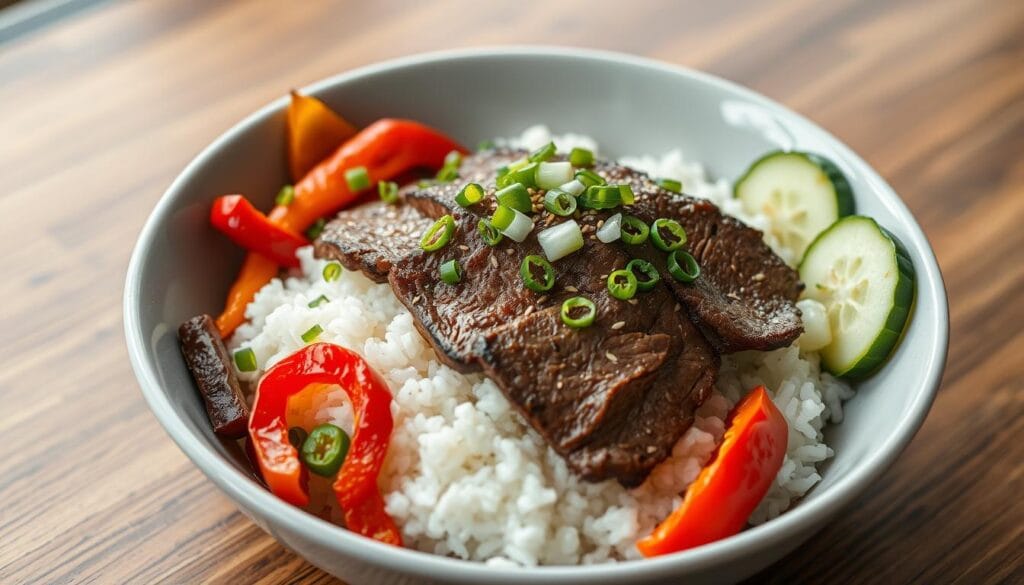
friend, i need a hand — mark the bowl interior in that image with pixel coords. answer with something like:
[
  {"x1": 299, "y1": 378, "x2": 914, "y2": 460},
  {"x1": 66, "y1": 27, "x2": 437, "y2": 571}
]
[{"x1": 126, "y1": 48, "x2": 946, "y2": 581}]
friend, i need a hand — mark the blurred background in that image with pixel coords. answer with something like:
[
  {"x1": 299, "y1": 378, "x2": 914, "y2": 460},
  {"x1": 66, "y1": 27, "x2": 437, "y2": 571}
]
[{"x1": 1, "y1": 0, "x2": 1021, "y2": 583}]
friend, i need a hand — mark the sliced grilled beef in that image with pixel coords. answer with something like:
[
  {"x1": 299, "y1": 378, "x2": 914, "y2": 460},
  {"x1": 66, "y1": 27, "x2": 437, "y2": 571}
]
[{"x1": 179, "y1": 314, "x2": 250, "y2": 439}]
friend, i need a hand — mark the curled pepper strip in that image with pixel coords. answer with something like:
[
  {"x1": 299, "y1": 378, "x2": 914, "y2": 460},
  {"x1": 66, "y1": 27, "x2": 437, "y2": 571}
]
[
  {"x1": 248, "y1": 342, "x2": 401, "y2": 545},
  {"x1": 215, "y1": 119, "x2": 467, "y2": 337},
  {"x1": 637, "y1": 385, "x2": 787, "y2": 557},
  {"x1": 209, "y1": 195, "x2": 309, "y2": 268}
]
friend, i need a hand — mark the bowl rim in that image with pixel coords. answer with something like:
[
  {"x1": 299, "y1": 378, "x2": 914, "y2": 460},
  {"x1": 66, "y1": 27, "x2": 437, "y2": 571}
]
[{"x1": 124, "y1": 45, "x2": 948, "y2": 582}]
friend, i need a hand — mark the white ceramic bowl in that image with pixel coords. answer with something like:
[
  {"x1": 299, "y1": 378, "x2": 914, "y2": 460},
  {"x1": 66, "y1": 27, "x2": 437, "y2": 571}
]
[{"x1": 124, "y1": 47, "x2": 948, "y2": 585}]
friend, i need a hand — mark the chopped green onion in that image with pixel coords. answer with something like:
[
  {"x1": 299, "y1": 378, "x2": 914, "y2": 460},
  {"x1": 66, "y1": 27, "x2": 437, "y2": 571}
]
[
  {"x1": 435, "y1": 165, "x2": 459, "y2": 182},
  {"x1": 626, "y1": 259, "x2": 660, "y2": 291},
  {"x1": 498, "y1": 162, "x2": 538, "y2": 189},
  {"x1": 496, "y1": 183, "x2": 533, "y2": 213},
  {"x1": 561, "y1": 296, "x2": 596, "y2": 328},
  {"x1": 528, "y1": 141, "x2": 557, "y2": 162},
  {"x1": 499, "y1": 207, "x2": 534, "y2": 242},
  {"x1": 344, "y1": 166, "x2": 370, "y2": 193},
  {"x1": 308, "y1": 294, "x2": 329, "y2": 308},
  {"x1": 477, "y1": 140, "x2": 495, "y2": 151},
  {"x1": 378, "y1": 180, "x2": 399, "y2": 204},
  {"x1": 580, "y1": 185, "x2": 623, "y2": 210},
  {"x1": 417, "y1": 179, "x2": 436, "y2": 189},
  {"x1": 537, "y1": 220, "x2": 584, "y2": 262},
  {"x1": 444, "y1": 150, "x2": 463, "y2": 168},
  {"x1": 667, "y1": 250, "x2": 701, "y2": 282},
  {"x1": 275, "y1": 185, "x2": 295, "y2": 206},
  {"x1": 543, "y1": 189, "x2": 577, "y2": 217},
  {"x1": 490, "y1": 205, "x2": 517, "y2": 230},
  {"x1": 233, "y1": 347, "x2": 257, "y2": 372},
  {"x1": 305, "y1": 218, "x2": 326, "y2": 240},
  {"x1": 620, "y1": 216, "x2": 649, "y2": 244},
  {"x1": 607, "y1": 269, "x2": 639, "y2": 300},
  {"x1": 657, "y1": 178, "x2": 683, "y2": 193},
  {"x1": 596, "y1": 213, "x2": 622, "y2": 243},
  {"x1": 650, "y1": 218, "x2": 687, "y2": 251},
  {"x1": 439, "y1": 259, "x2": 463, "y2": 284},
  {"x1": 536, "y1": 162, "x2": 574, "y2": 190},
  {"x1": 560, "y1": 179, "x2": 585, "y2": 196},
  {"x1": 618, "y1": 184, "x2": 635, "y2": 205},
  {"x1": 288, "y1": 427, "x2": 308, "y2": 449},
  {"x1": 420, "y1": 215, "x2": 456, "y2": 251},
  {"x1": 569, "y1": 147, "x2": 594, "y2": 167},
  {"x1": 301, "y1": 324, "x2": 323, "y2": 343},
  {"x1": 301, "y1": 423, "x2": 350, "y2": 477},
  {"x1": 477, "y1": 218, "x2": 504, "y2": 246},
  {"x1": 322, "y1": 261, "x2": 342, "y2": 282},
  {"x1": 574, "y1": 168, "x2": 606, "y2": 188},
  {"x1": 520, "y1": 255, "x2": 555, "y2": 292},
  {"x1": 455, "y1": 183, "x2": 485, "y2": 207}
]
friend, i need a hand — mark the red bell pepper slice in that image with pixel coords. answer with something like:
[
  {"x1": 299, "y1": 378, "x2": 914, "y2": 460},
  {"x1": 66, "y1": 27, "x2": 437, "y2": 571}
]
[
  {"x1": 637, "y1": 386, "x2": 788, "y2": 557},
  {"x1": 248, "y1": 342, "x2": 401, "y2": 545},
  {"x1": 210, "y1": 195, "x2": 309, "y2": 268},
  {"x1": 215, "y1": 119, "x2": 466, "y2": 338}
]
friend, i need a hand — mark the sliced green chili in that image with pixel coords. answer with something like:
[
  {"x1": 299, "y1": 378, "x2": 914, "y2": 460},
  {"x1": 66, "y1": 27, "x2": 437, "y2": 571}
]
[
  {"x1": 607, "y1": 269, "x2": 639, "y2": 300},
  {"x1": 620, "y1": 215, "x2": 650, "y2": 245},
  {"x1": 667, "y1": 249, "x2": 701, "y2": 282},
  {"x1": 322, "y1": 261, "x2": 343, "y2": 282},
  {"x1": 477, "y1": 218, "x2": 504, "y2": 246},
  {"x1": 561, "y1": 296, "x2": 596, "y2": 328},
  {"x1": 626, "y1": 259, "x2": 660, "y2": 291},
  {"x1": 301, "y1": 423, "x2": 350, "y2": 477},
  {"x1": 439, "y1": 259, "x2": 463, "y2": 284},
  {"x1": 520, "y1": 255, "x2": 555, "y2": 292},
  {"x1": 650, "y1": 218, "x2": 687, "y2": 251},
  {"x1": 420, "y1": 215, "x2": 456, "y2": 251}
]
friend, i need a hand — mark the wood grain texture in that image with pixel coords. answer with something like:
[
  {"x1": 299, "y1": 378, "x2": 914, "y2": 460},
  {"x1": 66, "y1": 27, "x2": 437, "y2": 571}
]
[{"x1": 1, "y1": 0, "x2": 1022, "y2": 583}]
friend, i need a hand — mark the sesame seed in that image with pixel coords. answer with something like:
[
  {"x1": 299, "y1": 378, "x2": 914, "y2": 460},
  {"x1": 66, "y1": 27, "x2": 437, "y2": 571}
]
[
  {"x1": 646, "y1": 446, "x2": 657, "y2": 454},
  {"x1": 490, "y1": 256, "x2": 498, "y2": 268},
  {"x1": 524, "y1": 305, "x2": 535, "y2": 316},
  {"x1": 674, "y1": 303, "x2": 681, "y2": 311},
  {"x1": 627, "y1": 299, "x2": 638, "y2": 305},
  {"x1": 752, "y1": 272, "x2": 766, "y2": 281},
  {"x1": 606, "y1": 352, "x2": 618, "y2": 363},
  {"x1": 556, "y1": 381, "x2": 564, "y2": 389},
  {"x1": 565, "y1": 286, "x2": 578, "y2": 293},
  {"x1": 611, "y1": 321, "x2": 625, "y2": 330},
  {"x1": 506, "y1": 248, "x2": 515, "y2": 255},
  {"x1": 412, "y1": 295, "x2": 421, "y2": 304},
  {"x1": 459, "y1": 245, "x2": 470, "y2": 251}
]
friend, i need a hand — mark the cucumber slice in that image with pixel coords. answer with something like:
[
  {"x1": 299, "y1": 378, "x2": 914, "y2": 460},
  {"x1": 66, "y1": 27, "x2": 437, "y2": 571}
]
[
  {"x1": 799, "y1": 216, "x2": 915, "y2": 379},
  {"x1": 735, "y1": 151, "x2": 854, "y2": 259}
]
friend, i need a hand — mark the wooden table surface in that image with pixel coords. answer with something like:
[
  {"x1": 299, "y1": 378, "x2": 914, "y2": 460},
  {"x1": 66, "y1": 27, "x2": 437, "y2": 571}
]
[{"x1": 2, "y1": 0, "x2": 1022, "y2": 583}]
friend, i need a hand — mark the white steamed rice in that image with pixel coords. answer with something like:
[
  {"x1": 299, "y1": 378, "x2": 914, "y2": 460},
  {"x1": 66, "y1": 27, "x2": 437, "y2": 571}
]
[{"x1": 229, "y1": 126, "x2": 853, "y2": 566}]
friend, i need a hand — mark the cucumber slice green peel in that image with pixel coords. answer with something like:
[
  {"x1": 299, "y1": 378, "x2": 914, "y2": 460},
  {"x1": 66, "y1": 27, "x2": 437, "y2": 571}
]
[
  {"x1": 734, "y1": 151, "x2": 854, "y2": 260},
  {"x1": 799, "y1": 216, "x2": 915, "y2": 379}
]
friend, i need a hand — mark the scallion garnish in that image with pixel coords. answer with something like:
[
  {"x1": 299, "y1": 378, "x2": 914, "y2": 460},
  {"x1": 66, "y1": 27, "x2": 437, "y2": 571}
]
[
  {"x1": 308, "y1": 294, "x2": 329, "y2": 308},
  {"x1": 657, "y1": 178, "x2": 683, "y2": 193},
  {"x1": 305, "y1": 218, "x2": 326, "y2": 240},
  {"x1": 420, "y1": 215, "x2": 456, "y2": 251},
  {"x1": 528, "y1": 141, "x2": 557, "y2": 163},
  {"x1": 626, "y1": 259, "x2": 660, "y2": 291},
  {"x1": 596, "y1": 213, "x2": 622, "y2": 243},
  {"x1": 574, "y1": 168, "x2": 606, "y2": 188},
  {"x1": 543, "y1": 189, "x2": 577, "y2": 217},
  {"x1": 275, "y1": 185, "x2": 295, "y2": 206},
  {"x1": 477, "y1": 140, "x2": 495, "y2": 151},
  {"x1": 618, "y1": 184, "x2": 635, "y2": 205},
  {"x1": 497, "y1": 161, "x2": 538, "y2": 189},
  {"x1": 345, "y1": 166, "x2": 370, "y2": 193},
  {"x1": 455, "y1": 183, "x2": 485, "y2": 207},
  {"x1": 490, "y1": 205, "x2": 517, "y2": 231},
  {"x1": 233, "y1": 347, "x2": 257, "y2": 372},
  {"x1": 378, "y1": 180, "x2": 399, "y2": 204},
  {"x1": 620, "y1": 216, "x2": 649, "y2": 244},
  {"x1": 439, "y1": 259, "x2": 463, "y2": 284},
  {"x1": 537, "y1": 220, "x2": 584, "y2": 262},
  {"x1": 322, "y1": 262, "x2": 342, "y2": 282},
  {"x1": 444, "y1": 150, "x2": 463, "y2": 168},
  {"x1": 496, "y1": 183, "x2": 532, "y2": 213},
  {"x1": 579, "y1": 185, "x2": 623, "y2": 210},
  {"x1": 650, "y1": 218, "x2": 687, "y2": 251},
  {"x1": 520, "y1": 255, "x2": 555, "y2": 292},
  {"x1": 560, "y1": 179, "x2": 585, "y2": 196},
  {"x1": 667, "y1": 250, "x2": 700, "y2": 282},
  {"x1": 498, "y1": 207, "x2": 534, "y2": 242},
  {"x1": 561, "y1": 296, "x2": 596, "y2": 328},
  {"x1": 569, "y1": 147, "x2": 594, "y2": 167},
  {"x1": 536, "y1": 161, "x2": 574, "y2": 190},
  {"x1": 477, "y1": 218, "x2": 504, "y2": 246},
  {"x1": 301, "y1": 324, "x2": 323, "y2": 343},
  {"x1": 607, "y1": 269, "x2": 639, "y2": 300},
  {"x1": 435, "y1": 165, "x2": 459, "y2": 182}
]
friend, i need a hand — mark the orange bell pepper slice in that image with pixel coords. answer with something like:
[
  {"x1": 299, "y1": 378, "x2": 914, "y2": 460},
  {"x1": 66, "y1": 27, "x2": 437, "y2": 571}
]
[
  {"x1": 637, "y1": 386, "x2": 788, "y2": 557},
  {"x1": 286, "y1": 90, "x2": 359, "y2": 182}
]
